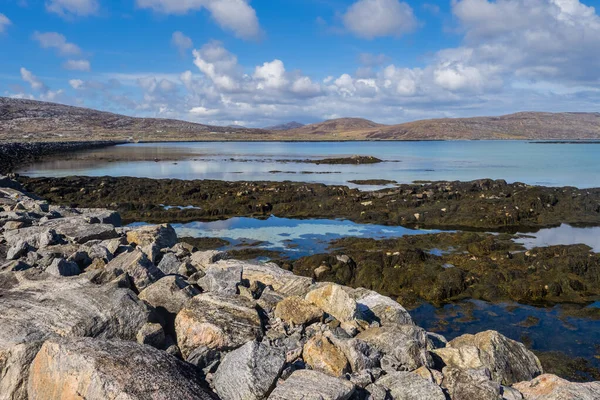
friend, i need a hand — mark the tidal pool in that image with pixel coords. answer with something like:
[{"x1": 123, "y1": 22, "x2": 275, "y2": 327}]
[{"x1": 135, "y1": 217, "x2": 600, "y2": 257}]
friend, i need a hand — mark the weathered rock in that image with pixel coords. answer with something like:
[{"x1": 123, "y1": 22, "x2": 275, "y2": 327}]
[
  {"x1": 27, "y1": 337, "x2": 213, "y2": 400},
  {"x1": 46, "y1": 258, "x2": 80, "y2": 277},
  {"x1": 213, "y1": 340, "x2": 286, "y2": 400},
  {"x1": 350, "y1": 288, "x2": 413, "y2": 326},
  {"x1": 126, "y1": 223, "x2": 178, "y2": 262},
  {"x1": 433, "y1": 345, "x2": 485, "y2": 371},
  {"x1": 102, "y1": 249, "x2": 164, "y2": 291},
  {"x1": 157, "y1": 252, "x2": 182, "y2": 275},
  {"x1": 175, "y1": 293, "x2": 263, "y2": 359},
  {"x1": 447, "y1": 331, "x2": 543, "y2": 385},
  {"x1": 513, "y1": 374, "x2": 600, "y2": 400},
  {"x1": 138, "y1": 275, "x2": 199, "y2": 322},
  {"x1": 241, "y1": 262, "x2": 315, "y2": 297},
  {"x1": 6, "y1": 239, "x2": 29, "y2": 260},
  {"x1": 305, "y1": 283, "x2": 360, "y2": 322},
  {"x1": 41, "y1": 217, "x2": 118, "y2": 244},
  {"x1": 268, "y1": 369, "x2": 355, "y2": 400},
  {"x1": 442, "y1": 367, "x2": 504, "y2": 400},
  {"x1": 190, "y1": 250, "x2": 226, "y2": 270},
  {"x1": 356, "y1": 325, "x2": 432, "y2": 372},
  {"x1": 304, "y1": 334, "x2": 351, "y2": 377},
  {"x1": 136, "y1": 322, "x2": 166, "y2": 348},
  {"x1": 274, "y1": 296, "x2": 324, "y2": 325},
  {"x1": 427, "y1": 332, "x2": 448, "y2": 350},
  {"x1": 377, "y1": 371, "x2": 446, "y2": 400},
  {"x1": 414, "y1": 366, "x2": 444, "y2": 386},
  {"x1": 0, "y1": 271, "x2": 152, "y2": 399},
  {"x1": 197, "y1": 263, "x2": 242, "y2": 295},
  {"x1": 328, "y1": 336, "x2": 382, "y2": 373}
]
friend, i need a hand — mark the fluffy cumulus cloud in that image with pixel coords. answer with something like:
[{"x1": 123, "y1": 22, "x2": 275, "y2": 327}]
[
  {"x1": 20, "y1": 0, "x2": 600, "y2": 127},
  {"x1": 172, "y1": 31, "x2": 193, "y2": 55},
  {"x1": 32, "y1": 32, "x2": 81, "y2": 55},
  {"x1": 46, "y1": 0, "x2": 99, "y2": 18},
  {"x1": 343, "y1": 0, "x2": 418, "y2": 39},
  {"x1": 451, "y1": 0, "x2": 600, "y2": 83},
  {"x1": 136, "y1": 0, "x2": 261, "y2": 40},
  {"x1": 63, "y1": 59, "x2": 91, "y2": 71},
  {"x1": 0, "y1": 13, "x2": 11, "y2": 33}
]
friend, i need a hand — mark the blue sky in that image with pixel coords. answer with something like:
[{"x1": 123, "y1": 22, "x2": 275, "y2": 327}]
[{"x1": 1, "y1": 0, "x2": 599, "y2": 127}]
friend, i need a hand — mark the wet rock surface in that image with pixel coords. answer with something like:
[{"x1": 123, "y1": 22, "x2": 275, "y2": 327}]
[{"x1": 1, "y1": 176, "x2": 598, "y2": 399}]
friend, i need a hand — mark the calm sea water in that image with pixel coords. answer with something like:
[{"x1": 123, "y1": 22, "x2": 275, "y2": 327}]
[{"x1": 17, "y1": 141, "x2": 600, "y2": 189}]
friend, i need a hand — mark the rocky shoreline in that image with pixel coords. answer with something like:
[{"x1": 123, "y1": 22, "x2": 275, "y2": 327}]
[
  {"x1": 0, "y1": 141, "x2": 122, "y2": 175},
  {"x1": 2, "y1": 177, "x2": 600, "y2": 399}
]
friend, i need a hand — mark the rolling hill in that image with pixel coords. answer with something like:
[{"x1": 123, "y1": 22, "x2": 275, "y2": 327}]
[{"x1": 2, "y1": 97, "x2": 600, "y2": 142}]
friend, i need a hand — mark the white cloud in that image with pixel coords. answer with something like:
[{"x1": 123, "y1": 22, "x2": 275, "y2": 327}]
[
  {"x1": 136, "y1": 0, "x2": 261, "y2": 40},
  {"x1": 32, "y1": 32, "x2": 81, "y2": 55},
  {"x1": 0, "y1": 13, "x2": 11, "y2": 33},
  {"x1": 46, "y1": 0, "x2": 99, "y2": 17},
  {"x1": 343, "y1": 0, "x2": 417, "y2": 39},
  {"x1": 172, "y1": 31, "x2": 193, "y2": 55},
  {"x1": 254, "y1": 60, "x2": 288, "y2": 90},
  {"x1": 20, "y1": 68, "x2": 47, "y2": 92},
  {"x1": 69, "y1": 79, "x2": 84, "y2": 89},
  {"x1": 63, "y1": 59, "x2": 91, "y2": 71}
]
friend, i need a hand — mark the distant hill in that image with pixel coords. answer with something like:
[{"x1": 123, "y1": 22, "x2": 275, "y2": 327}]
[
  {"x1": 285, "y1": 118, "x2": 384, "y2": 137},
  {"x1": 0, "y1": 97, "x2": 268, "y2": 142},
  {"x1": 2, "y1": 97, "x2": 600, "y2": 141},
  {"x1": 265, "y1": 121, "x2": 305, "y2": 131},
  {"x1": 283, "y1": 113, "x2": 600, "y2": 140}
]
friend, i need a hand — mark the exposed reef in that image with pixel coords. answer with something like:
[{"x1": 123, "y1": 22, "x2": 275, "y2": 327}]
[{"x1": 18, "y1": 176, "x2": 600, "y2": 230}]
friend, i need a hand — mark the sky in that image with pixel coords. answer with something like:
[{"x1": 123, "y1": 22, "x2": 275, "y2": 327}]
[{"x1": 1, "y1": 0, "x2": 599, "y2": 127}]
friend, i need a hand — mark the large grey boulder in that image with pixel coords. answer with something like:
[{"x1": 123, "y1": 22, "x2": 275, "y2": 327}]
[
  {"x1": 442, "y1": 367, "x2": 505, "y2": 400},
  {"x1": 27, "y1": 337, "x2": 213, "y2": 400},
  {"x1": 46, "y1": 258, "x2": 80, "y2": 277},
  {"x1": 349, "y1": 288, "x2": 413, "y2": 326},
  {"x1": 268, "y1": 369, "x2": 355, "y2": 400},
  {"x1": 157, "y1": 252, "x2": 182, "y2": 275},
  {"x1": 513, "y1": 374, "x2": 600, "y2": 400},
  {"x1": 138, "y1": 275, "x2": 199, "y2": 324},
  {"x1": 0, "y1": 270, "x2": 152, "y2": 400},
  {"x1": 240, "y1": 261, "x2": 315, "y2": 297},
  {"x1": 305, "y1": 283, "x2": 360, "y2": 322},
  {"x1": 40, "y1": 216, "x2": 118, "y2": 244},
  {"x1": 175, "y1": 293, "x2": 263, "y2": 359},
  {"x1": 213, "y1": 340, "x2": 286, "y2": 400},
  {"x1": 101, "y1": 249, "x2": 164, "y2": 291},
  {"x1": 443, "y1": 330, "x2": 543, "y2": 385},
  {"x1": 197, "y1": 263, "x2": 242, "y2": 295},
  {"x1": 190, "y1": 250, "x2": 227, "y2": 270},
  {"x1": 377, "y1": 371, "x2": 446, "y2": 400},
  {"x1": 355, "y1": 325, "x2": 432, "y2": 372},
  {"x1": 126, "y1": 224, "x2": 178, "y2": 262}
]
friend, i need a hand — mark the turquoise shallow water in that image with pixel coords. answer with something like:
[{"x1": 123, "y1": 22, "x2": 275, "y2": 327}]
[{"x1": 17, "y1": 141, "x2": 600, "y2": 189}]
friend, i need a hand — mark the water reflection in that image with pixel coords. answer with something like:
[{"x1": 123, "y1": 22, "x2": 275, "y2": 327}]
[
  {"x1": 171, "y1": 216, "x2": 439, "y2": 258},
  {"x1": 17, "y1": 141, "x2": 600, "y2": 189},
  {"x1": 516, "y1": 224, "x2": 600, "y2": 252}
]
